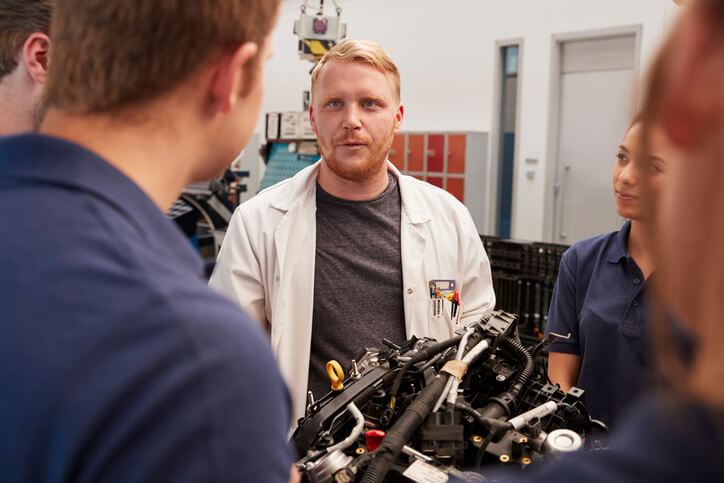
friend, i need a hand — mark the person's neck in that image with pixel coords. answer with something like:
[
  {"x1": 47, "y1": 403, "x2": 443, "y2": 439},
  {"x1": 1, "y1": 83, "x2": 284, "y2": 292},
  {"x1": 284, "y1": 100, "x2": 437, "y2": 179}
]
[
  {"x1": 317, "y1": 160, "x2": 390, "y2": 201},
  {"x1": 40, "y1": 108, "x2": 200, "y2": 211},
  {"x1": 0, "y1": 77, "x2": 35, "y2": 136},
  {"x1": 628, "y1": 219, "x2": 655, "y2": 279}
]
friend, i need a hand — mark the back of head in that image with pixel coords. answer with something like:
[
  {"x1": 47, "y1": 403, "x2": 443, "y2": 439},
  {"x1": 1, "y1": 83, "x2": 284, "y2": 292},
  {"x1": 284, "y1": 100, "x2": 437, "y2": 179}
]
[
  {"x1": 44, "y1": 0, "x2": 281, "y2": 115},
  {"x1": 310, "y1": 38, "x2": 401, "y2": 102},
  {"x1": 0, "y1": 0, "x2": 52, "y2": 80}
]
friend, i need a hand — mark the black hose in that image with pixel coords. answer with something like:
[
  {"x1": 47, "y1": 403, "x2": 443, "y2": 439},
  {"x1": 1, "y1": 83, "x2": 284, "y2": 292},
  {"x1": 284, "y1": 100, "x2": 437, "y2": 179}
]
[
  {"x1": 361, "y1": 375, "x2": 449, "y2": 483},
  {"x1": 389, "y1": 336, "x2": 461, "y2": 404},
  {"x1": 503, "y1": 336, "x2": 534, "y2": 399},
  {"x1": 454, "y1": 401, "x2": 513, "y2": 435},
  {"x1": 478, "y1": 337, "x2": 535, "y2": 420}
]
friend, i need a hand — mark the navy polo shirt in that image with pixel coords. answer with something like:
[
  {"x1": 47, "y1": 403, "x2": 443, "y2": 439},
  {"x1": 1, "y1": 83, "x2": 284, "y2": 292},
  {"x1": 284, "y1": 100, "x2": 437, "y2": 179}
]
[
  {"x1": 544, "y1": 221, "x2": 651, "y2": 428},
  {"x1": 0, "y1": 134, "x2": 293, "y2": 482}
]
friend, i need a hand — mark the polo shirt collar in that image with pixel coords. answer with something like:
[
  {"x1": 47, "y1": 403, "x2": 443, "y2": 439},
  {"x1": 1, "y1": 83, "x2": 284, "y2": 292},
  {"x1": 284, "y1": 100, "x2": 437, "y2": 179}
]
[
  {"x1": 607, "y1": 219, "x2": 632, "y2": 263},
  {"x1": 1, "y1": 133, "x2": 204, "y2": 276}
]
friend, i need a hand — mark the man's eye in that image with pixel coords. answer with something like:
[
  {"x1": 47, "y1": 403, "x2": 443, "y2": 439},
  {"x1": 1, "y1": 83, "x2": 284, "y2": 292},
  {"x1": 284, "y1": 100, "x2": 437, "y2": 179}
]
[
  {"x1": 616, "y1": 153, "x2": 627, "y2": 163},
  {"x1": 328, "y1": 100, "x2": 341, "y2": 107},
  {"x1": 363, "y1": 100, "x2": 377, "y2": 108}
]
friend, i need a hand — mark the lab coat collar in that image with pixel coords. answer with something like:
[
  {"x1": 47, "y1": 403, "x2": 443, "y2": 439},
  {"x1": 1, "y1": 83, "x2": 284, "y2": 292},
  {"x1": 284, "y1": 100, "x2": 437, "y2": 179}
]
[{"x1": 267, "y1": 159, "x2": 432, "y2": 225}]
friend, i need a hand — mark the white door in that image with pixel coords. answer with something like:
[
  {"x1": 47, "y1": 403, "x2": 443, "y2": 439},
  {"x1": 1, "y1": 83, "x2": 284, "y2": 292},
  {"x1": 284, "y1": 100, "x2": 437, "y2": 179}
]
[{"x1": 554, "y1": 35, "x2": 637, "y2": 244}]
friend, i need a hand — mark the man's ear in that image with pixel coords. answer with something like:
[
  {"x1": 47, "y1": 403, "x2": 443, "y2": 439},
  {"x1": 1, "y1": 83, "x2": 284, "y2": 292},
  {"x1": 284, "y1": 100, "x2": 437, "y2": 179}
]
[
  {"x1": 209, "y1": 42, "x2": 259, "y2": 113},
  {"x1": 394, "y1": 104, "x2": 404, "y2": 134},
  {"x1": 23, "y1": 32, "x2": 50, "y2": 84},
  {"x1": 658, "y1": 9, "x2": 724, "y2": 148},
  {"x1": 309, "y1": 105, "x2": 317, "y2": 135}
]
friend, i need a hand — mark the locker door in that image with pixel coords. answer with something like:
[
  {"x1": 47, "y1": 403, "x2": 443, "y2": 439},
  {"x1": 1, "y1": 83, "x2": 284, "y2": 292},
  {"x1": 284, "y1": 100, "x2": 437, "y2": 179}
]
[
  {"x1": 447, "y1": 134, "x2": 466, "y2": 174},
  {"x1": 427, "y1": 134, "x2": 445, "y2": 173},
  {"x1": 407, "y1": 134, "x2": 425, "y2": 172},
  {"x1": 388, "y1": 134, "x2": 406, "y2": 171}
]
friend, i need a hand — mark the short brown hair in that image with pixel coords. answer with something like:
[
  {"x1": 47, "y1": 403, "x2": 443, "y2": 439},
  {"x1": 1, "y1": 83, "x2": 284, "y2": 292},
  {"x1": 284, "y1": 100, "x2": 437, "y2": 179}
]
[
  {"x1": 0, "y1": 0, "x2": 53, "y2": 80},
  {"x1": 45, "y1": 0, "x2": 281, "y2": 115},
  {"x1": 311, "y1": 39, "x2": 401, "y2": 102}
]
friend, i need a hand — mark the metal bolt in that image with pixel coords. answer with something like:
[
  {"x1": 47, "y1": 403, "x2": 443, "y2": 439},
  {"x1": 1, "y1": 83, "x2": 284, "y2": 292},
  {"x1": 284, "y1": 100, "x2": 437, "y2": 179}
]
[
  {"x1": 355, "y1": 447, "x2": 365, "y2": 455},
  {"x1": 500, "y1": 454, "x2": 510, "y2": 463},
  {"x1": 496, "y1": 374, "x2": 506, "y2": 382},
  {"x1": 521, "y1": 457, "x2": 532, "y2": 465},
  {"x1": 519, "y1": 437, "x2": 528, "y2": 444},
  {"x1": 473, "y1": 435, "x2": 483, "y2": 443}
]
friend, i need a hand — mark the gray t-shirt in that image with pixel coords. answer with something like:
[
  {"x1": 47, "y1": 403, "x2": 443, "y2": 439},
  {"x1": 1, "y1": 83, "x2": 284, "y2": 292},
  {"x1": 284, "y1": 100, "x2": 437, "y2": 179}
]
[{"x1": 307, "y1": 173, "x2": 406, "y2": 399}]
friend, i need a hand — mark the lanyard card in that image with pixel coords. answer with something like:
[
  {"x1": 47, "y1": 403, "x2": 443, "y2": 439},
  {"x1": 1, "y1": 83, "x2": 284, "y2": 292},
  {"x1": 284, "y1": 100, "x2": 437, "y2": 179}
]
[{"x1": 428, "y1": 279, "x2": 456, "y2": 298}]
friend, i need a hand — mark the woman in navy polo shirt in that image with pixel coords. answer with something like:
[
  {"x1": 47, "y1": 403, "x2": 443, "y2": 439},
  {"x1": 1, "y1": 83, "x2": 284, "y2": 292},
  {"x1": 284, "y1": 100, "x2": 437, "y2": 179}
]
[{"x1": 543, "y1": 118, "x2": 672, "y2": 428}]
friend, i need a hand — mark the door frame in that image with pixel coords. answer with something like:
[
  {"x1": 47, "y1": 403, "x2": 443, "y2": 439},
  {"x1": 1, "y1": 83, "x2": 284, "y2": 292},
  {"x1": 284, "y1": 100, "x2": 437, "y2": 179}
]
[
  {"x1": 543, "y1": 25, "x2": 642, "y2": 243},
  {"x1": 488, "y1": 38, "x2": 524, "y2": 237}
]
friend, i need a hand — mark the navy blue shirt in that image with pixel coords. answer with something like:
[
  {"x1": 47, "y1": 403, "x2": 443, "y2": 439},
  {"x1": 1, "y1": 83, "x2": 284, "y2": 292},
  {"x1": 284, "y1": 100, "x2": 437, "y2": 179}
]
[
  {"x1": 0, "y1": 134, "x2": 293, "y2": 482},
  {"x1": 544, "y1": 222, "x2": 650, "y2": 428}
]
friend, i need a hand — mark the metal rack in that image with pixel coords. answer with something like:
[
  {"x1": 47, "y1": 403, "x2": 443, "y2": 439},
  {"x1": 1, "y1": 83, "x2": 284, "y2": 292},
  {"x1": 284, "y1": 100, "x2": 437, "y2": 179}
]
[{"x1": 481, "y1": 236, "x2": 569, "y2": 344}]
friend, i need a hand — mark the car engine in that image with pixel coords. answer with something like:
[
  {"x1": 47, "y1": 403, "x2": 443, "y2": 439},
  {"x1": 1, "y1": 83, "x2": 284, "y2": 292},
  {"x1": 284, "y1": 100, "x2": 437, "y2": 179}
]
[{"x1": 292, "y1": 311, "x2": 594, "y2": 482}]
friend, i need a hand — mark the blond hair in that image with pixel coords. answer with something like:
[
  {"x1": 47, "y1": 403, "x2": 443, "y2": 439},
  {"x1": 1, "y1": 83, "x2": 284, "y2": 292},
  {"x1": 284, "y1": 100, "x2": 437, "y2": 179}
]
[{"x1": 310, "y1": 39, "x2": 400, "y2": 102}]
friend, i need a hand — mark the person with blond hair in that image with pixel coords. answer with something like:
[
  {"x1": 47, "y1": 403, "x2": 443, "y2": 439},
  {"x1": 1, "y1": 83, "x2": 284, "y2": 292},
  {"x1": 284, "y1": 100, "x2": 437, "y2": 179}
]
[
  {"x1": 0, "y1": 0, "x2": 295, "y2": 481},
  {"x1": 0, "y1": 0, "x2": 51, "y2": 135},
  {"x1": 210, "y1": 39, "x2": 496, "y2": 423}
]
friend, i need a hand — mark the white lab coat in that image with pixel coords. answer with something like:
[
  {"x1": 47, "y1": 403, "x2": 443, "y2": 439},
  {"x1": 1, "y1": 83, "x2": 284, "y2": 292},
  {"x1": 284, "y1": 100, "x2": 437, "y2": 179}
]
[{"x1": 209, "y1": 161, "x2": 495, "y2": 424}]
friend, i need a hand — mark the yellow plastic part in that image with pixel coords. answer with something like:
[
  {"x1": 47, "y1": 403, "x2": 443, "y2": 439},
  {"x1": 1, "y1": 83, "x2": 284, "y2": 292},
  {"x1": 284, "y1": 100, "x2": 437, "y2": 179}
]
[
  {"x1": 304, "y1": 39, "x2": 330, "y2": 56},
  {"x1": 326, "y1": 360, "x2": 345, "y2": 391}
]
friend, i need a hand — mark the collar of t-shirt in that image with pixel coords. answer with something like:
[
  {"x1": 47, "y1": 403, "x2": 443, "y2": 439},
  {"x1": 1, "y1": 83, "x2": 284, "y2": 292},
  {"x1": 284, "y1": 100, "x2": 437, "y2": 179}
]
[{"x1": 316, "y1": 171, "x2": 397, "y2": 204}]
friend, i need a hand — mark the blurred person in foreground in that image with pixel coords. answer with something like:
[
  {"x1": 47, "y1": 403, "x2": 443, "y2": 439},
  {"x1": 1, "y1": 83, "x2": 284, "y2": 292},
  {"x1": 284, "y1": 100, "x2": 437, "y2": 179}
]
[
  {"x1": 0, "y1": 0, "x2": 296, "y2": 481},
  {"x1": 473, "y1": 1, "x2": 724, "y2": 481},
  {"x1": 0, "y1": 0, "x2": 51, "y2": 135}
]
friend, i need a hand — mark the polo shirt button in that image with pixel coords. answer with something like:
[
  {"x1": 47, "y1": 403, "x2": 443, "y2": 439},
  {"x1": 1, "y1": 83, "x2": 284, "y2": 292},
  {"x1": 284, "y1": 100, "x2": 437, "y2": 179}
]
[
  {"x1": 632, "y1": 300, "x2": 639, "y2": 307},
  {"x1": 408, "y1": 288, "x2": 414, "y2": 294},
  {"x1": 633, "y1": 278, "x2": 641, "y2": 285}
]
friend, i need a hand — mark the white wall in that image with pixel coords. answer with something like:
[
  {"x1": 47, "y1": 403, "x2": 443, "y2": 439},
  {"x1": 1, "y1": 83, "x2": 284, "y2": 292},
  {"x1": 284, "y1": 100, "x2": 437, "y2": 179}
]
[{"x1": 260, "y1": 0, "x2": 682, "y2": 240}]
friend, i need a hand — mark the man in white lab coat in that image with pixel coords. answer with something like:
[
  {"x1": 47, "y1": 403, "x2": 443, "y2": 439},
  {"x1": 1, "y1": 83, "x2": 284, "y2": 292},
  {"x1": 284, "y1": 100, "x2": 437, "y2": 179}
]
[{"x1": 210, "y1": 39, "x2": 495, "y2": 424}]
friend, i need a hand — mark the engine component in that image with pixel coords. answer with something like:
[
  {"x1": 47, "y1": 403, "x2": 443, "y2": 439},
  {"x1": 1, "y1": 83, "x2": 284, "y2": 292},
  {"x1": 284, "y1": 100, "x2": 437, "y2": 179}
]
[
  {"x1": 544, "y1": 428, "x2": 584, "y2": 454},
  {"x1": 292, "y1": 311, "x2": 594, "y2": 482}
]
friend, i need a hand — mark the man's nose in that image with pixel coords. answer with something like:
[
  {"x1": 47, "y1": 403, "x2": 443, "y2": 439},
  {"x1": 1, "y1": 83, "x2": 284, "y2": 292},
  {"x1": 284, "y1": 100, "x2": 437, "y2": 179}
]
[{"x1": 342, "y1": 105, "x2": 362, "y2": 129}]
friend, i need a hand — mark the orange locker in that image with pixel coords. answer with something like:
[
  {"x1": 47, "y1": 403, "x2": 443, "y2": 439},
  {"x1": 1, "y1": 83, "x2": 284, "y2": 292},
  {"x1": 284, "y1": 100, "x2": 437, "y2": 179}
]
[
  {"x1": 407, "y1": 134, "x2": 425, "y2": 172},
  {"x1": 446, "y1": 177, "x2": 465, "y2": 203},
  {"x1": 427, "y1": 134, "x2": 445, "y2": 172},
  {"x1": 388, "y1": 134, "x2": 405, "y2": 171},
  {"x1": 447, "y1": 134, "x2": 466, "y2": 174},
  {"x1": 427, "y1": 176, "x2": 443, "y2": 188}
]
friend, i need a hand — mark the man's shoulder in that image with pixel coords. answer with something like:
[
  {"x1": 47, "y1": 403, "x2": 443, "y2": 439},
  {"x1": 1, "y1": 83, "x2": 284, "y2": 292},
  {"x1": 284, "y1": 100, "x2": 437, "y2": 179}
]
[{"x1": 151, "y1": 276, "x2": 269, "y2": 351}]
